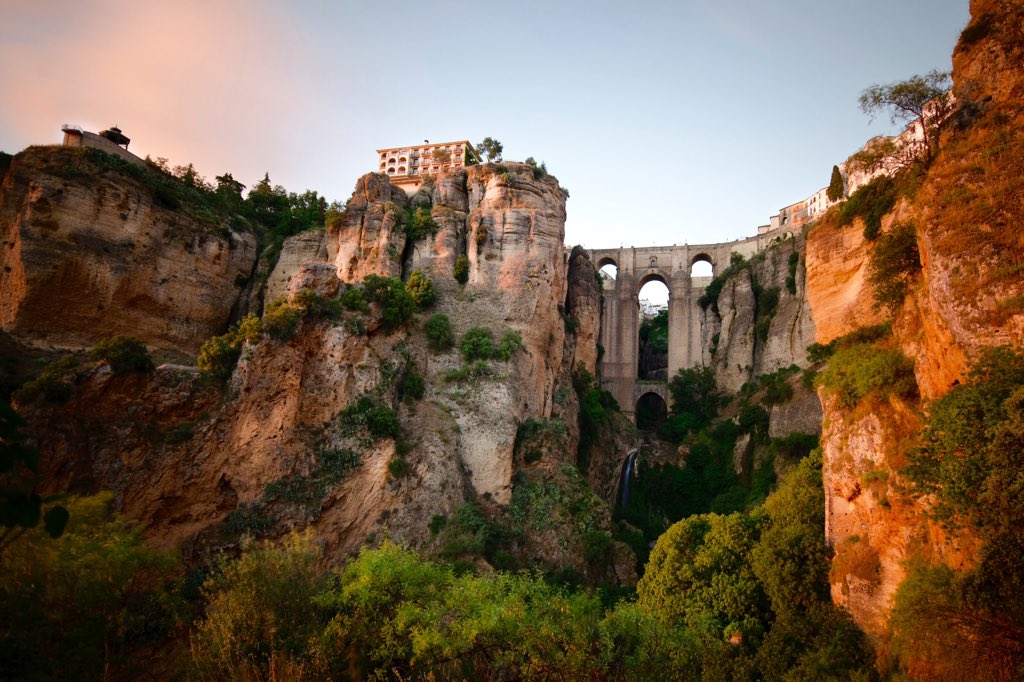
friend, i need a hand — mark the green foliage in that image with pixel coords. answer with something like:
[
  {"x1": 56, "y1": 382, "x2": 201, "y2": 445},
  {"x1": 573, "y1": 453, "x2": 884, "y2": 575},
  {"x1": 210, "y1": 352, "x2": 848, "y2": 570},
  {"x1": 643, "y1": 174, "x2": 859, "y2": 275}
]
[
  {"x1": 339, "y1": 285, "x2": 369, "y2": 313},
  {"x1": 443, "y1": 360, "x2": 494, "y2": 384},
  {"x1": 89, "y1": 335, "x2": 154, "y2": 374},
  {"x1": 868, "y1": 221, "x2": 921, "y2": 313},
  {"x1": 817, "y1": 343, "x2": 917, "y2": 408},
  {"x1": 424, "y1": 313, "x2": 455, "y2": 352},
  {"x1": 197, "y1": 314, "x2": 262, "y2": 379},
  {"x1": 262, "y1": 298, "x2": 302, "y2": 340},
  {"x1": 806, "y1": 322, "x2": 892, "y2": 363},
  {"x1": 458, "y1": 324, "x2": 524, "y2": 363},
  {"x1": 403, "y1": 206, "x2": 438, "y2": 240},
  {"x1": 476, "y1": 136, "x2": 503, "y2": 162},
  {"x1": 639, "y1": 309, "x2": 669, "y2": 354},
  {"x1": 405, "y1": 270, "x2": 436, "y2": 309},
  {"x1": 12, "y1": 355, "x2": 79, "y2": 404},
  {"x1": 639, "y1": 512, "x2": 769, "y2": 639},
  {"x1": 291, "y1": 288, "x2": 342, "y2": 319},
  {"x1": 786, "y1": 251, "x2": 800, "y2": 295},
  {"x1": 858, "y1": 70, "x2": 953, "y2": 162},
  {"x1": 453, "y1": 254, "x2": 470, "y2": 284},
  {"x1": 191, "y1": 533, "x2": 324, "y2": 678},
  {"x1": 222, "y1": 503, "x2": 275, "y2": 538},
  {"x1": 0, "y1": 493, "x2": 178, "y2": 679},
  {"x1": 397, "y1": 366, "x2": 425, "y2": 402},
  {"x1": 905, "y1": 346, "x2": 1024, "y2": 531},
  {"x1": 661, "y1": 366, "x2": 719, "y2": 441},
  {"x1": 0, "y1": 401, "x2": 69, "y2": 552},
  {"x1": 698, "y1": 253, "x2": 748, "y2": 312},
  {"x1": 388, "y1": 457, "x2": 412, "y2": 478},
  {"x1": 838, "y1": 174, "x2": 898, "y2": 240},
  {"x1": 366, "y1": 405, "x2": 400, "y2": 439},
  {"x1": 363, "y1": 274, "x2": 416, "y2": 329},
  {"x1": 827, "y1": 164, "x2": 845, "y2": 202}
]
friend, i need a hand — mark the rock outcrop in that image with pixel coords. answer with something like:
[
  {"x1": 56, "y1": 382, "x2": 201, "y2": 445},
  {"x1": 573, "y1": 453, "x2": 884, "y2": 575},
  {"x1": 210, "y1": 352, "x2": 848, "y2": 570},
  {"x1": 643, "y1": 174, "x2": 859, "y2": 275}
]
[
  {"x1": 808, "y1": 0, "x2": 1024, "y2": 639},
  {"x1": 0, "y1": 147, "x2": 257, "y2": 356}
]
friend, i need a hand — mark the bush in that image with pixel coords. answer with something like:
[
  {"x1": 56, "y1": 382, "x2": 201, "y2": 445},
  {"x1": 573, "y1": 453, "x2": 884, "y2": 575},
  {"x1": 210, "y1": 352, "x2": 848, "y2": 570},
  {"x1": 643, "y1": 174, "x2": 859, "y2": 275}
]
[
  {"x1": 397, "y1": 367, "x2": 425, "y2": 402},
  {"x1": 197, "y1": 314, "x2": 262, "y2": 379},
  {"x1": 817, "y1": 343, "x2": 917, "y2": 407},
  {"x1": 90, "y1": 336, "x2": 153, "y2": 374},
  {"x1": 460, "y1": 327, "x2": 497, "y2": 361},
  {"x1": 443, "y1": 360, "x2": 493, "y2": 383},
  {"x1": 263, "y1": 298, "x2": 302, "y2": 340},
  {"x1": 867, "y1": 221, "x2": 921, "y2": 313},
  {"x1": 0, "y1": 494, "x2": 178, "y2": 680},
  {"x1": 838, "y1": 174, "x2": 897, "y2": 240},
  {"x1": 424, "y1": 313, "x2": 455, "y2": 352},
  {"x1": 365, "y1": 405, "x2": 400, "y2": 439},
  {"x1": 453, "y1": 254, "x2": 470, "y2": 284},
  {"x1": 496, "y1": 330, "x2": 523, "y2": 360},
  {"x1": 292, "y1": 288, "x2": 342, "y2": 319},
  {"x1": 340, "y1": 285, "x2": 369, "y2": 313},
  {"x1": 363, "y1": 275, "x2": 415, "y2": 329},
  {"x1": 388, "y1": 457, "x2": 412, "y2": 478},
  {"x1": 405, "y1": 270, "x2": 436, "y2": 309},
  {"x1": 403, "y1": 206, "x2": 438, "y2": 240},
  {"x1": 191, "y1": 533, "x2": 324, "y2": 679},
  {"x1": 12, "y1": 355, "x2": 79, "y2": 404}
]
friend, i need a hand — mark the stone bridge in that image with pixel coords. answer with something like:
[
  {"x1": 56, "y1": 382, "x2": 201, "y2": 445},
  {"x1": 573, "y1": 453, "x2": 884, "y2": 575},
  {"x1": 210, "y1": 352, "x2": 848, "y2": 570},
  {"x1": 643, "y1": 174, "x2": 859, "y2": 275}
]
[{"x1": 587, "y1": 229, "x2": 795, "y2": 422}]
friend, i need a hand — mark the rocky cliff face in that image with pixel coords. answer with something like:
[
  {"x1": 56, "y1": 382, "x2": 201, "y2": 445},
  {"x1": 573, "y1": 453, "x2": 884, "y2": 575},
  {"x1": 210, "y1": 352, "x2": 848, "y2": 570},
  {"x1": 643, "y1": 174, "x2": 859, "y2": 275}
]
[
  {"x1": 808, "y1": 0, "x2": 1024, "y2": 639},
  {"x1": 701, "y1": 235, "x2": 822, "y2": 435},
  {"x1": 0, "y1": 147, "x2": 257, "y2": 356},
  {"x1": 18, "y1": 161, "x2": 626, "y2": 580}
]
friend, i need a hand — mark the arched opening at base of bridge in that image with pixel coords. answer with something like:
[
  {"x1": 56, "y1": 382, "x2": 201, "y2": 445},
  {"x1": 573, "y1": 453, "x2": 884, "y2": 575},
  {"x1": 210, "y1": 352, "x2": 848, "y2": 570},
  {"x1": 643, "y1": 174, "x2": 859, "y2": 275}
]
[
  {"x1": 635, "y1": 392, "x2": 667, "y2": 431},
  {"x1": 637, "y1": 276, "x2": 669, "y2": 380}
]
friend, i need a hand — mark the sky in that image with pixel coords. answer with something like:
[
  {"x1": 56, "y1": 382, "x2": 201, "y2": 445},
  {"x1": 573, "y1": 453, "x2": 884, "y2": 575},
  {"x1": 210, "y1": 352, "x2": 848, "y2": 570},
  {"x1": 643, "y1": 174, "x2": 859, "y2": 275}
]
[{"x1": 1, "y1": 0, "x2": 969, "y2": 253}]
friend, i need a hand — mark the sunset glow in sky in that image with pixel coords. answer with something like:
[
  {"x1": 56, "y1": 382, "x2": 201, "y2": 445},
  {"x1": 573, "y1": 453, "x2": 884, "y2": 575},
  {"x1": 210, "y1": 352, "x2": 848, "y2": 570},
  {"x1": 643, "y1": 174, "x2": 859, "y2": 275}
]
[{"x1": 1, "y1": 0, "x2": 969, "y2": 249}]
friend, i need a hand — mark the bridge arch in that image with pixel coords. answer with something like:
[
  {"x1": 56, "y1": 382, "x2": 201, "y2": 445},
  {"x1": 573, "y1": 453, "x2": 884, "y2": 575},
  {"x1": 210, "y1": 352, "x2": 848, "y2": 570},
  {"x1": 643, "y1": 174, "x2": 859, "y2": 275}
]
[{"x1": 635, "y1": 389, "x2": 668, "y2": 431}]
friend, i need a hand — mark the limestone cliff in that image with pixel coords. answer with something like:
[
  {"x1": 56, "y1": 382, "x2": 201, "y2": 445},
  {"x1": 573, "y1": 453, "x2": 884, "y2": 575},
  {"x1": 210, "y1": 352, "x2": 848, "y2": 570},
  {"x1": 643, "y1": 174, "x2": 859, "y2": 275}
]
[
  {"x1": 18, "y1": 162, "x2": 628, "y2": 581},
  {"x1": 808, "y1": 0, "x2": 1024, "y2": 640},
  {"x1": 0, "y1": 147, "x2": 257, "y2": 356}
]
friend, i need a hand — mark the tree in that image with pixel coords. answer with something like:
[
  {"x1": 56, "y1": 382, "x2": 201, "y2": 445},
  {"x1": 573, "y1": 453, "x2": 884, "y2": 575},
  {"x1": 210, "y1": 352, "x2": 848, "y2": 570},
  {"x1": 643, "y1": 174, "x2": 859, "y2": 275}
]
[
  {"x1": 431, "y1": 148, "x2": 452, "y2": 167},
  {"x1": 826, "y1": 165, "x2": 844, "y2": 202},
  {"x1": 858, "y1": 70, "x2": 953, "y2": 162},
  {"x1": 476, "y1": 137, "x2": 503, "y2": 162}
]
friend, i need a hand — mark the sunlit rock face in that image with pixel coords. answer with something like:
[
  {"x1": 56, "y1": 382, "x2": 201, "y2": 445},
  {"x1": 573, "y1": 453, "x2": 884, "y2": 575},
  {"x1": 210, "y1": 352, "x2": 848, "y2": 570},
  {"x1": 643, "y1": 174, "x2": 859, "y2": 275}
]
[
  {"x1": 806, "y1": 0, "x2": 1024, "y2": 637},
  {"x1": 0, "y1": 147, "x2": 257, "y2": 356}
]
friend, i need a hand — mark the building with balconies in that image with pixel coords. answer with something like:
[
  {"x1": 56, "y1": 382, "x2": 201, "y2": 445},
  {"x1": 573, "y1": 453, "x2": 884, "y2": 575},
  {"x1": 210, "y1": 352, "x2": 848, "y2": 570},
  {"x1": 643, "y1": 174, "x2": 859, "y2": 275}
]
[{"x1": 374, "y1": 140, "x2": 479, "y2": 194}]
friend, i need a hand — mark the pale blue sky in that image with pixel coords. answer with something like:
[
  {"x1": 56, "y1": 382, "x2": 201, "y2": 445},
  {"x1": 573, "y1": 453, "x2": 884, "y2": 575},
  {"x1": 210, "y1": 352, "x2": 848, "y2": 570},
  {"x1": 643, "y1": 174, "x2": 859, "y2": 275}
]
[{"x1": 1, "y1": 0, "x2": 969, "y2": 249}]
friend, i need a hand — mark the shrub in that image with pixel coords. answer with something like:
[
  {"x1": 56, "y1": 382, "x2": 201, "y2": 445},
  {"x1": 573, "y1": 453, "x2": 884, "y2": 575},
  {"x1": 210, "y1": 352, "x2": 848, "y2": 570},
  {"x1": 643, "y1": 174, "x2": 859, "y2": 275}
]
[
  {"x1": 453, "y1": 254, "x2": 470, "y2": 284},
  {"x1": 397, "y1": 367, "x2": 425, "y2": 402},
  {"x1": 424, "y1": 313, "x2": 455, "y2": 352},
  {"x1": 90, "y1": 336, "x2": 153, "y2": 374},
  {"x1": 495, "y1": 330, "x2": 523, "y2": 360},
  {"x1": 405, "y1": 270, "x2": 436, "y2": 309},
  {"x1": 838, "y1": 174, "x2": 897, "y2": 240},
  {"x1": 12, "y1": 355, "x2": 79, "y2": 404},
  {"x1": 443, "y1": 360, "x2": 493, "y2": 383},
  {"x1": 292, "y1": 288, "x2": 342, "y2": 319},
  {"x1": 191, "y1": 533, "x2": 324, "y2": 679},
  {"x1": 363, "y1": 274, "x2": 415, "y2": 329},
  {"x1": 460, "y1": 327, "x2": 497, "y2": 361},
  {"x1": 340, "y1": 285, "x2": 369, "y2": 313},
  {"x1": 0, "y1": 493, "x2": 178, "y2": 680},
  {"x1": 817, "y1": 343, "x2": 917, "y2": 407},
  {"x1": 365, "y1": 405, "x2": 400, "y2": 439},
  {"x1": 829, "y1": 536, "x2": 880, "y2": 594},
  {"x1": 388, "y1": 457, "x2": 412, "y2": 478},
  {"x1": 223, "y1": 503, "x2": 275, "y2": 538},
  {"x1": 197, "y1": 314, "x2": 262, "y2": 379},
  {"x1": 581, "y1": 530, "x2": 612, "y2": 563},
  {"x1": 403, "y1": 206, "x2": 438, "y2": 240},
  {"x1": 697, "y1": 254, "x2": 748, "y2": 312},
  {"x1": 263, "y1": 298, "x2": 301, "y2": 340},
  {"x1": 867, "y1": 221, "x2": 921, "y2": 313},
  {"x1": 786, "y1": 251, "x2": 800, "y2": 295},
  {"x1": 317, "y1": 448, "x2": 360, "y2": 483},
  {"x1": 958, "y1": 13, "x2": 994, "y2": 46}
]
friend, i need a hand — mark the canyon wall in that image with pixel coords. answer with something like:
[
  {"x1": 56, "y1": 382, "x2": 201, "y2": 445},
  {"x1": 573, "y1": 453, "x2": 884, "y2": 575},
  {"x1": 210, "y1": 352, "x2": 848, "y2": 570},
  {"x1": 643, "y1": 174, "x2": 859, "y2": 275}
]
[
  {"x1": 808, "y1": 0, "x2": 1024, "y2": 638},
  {"x1": 0, "y1": 147, "x2": 257, "y2": 357}
]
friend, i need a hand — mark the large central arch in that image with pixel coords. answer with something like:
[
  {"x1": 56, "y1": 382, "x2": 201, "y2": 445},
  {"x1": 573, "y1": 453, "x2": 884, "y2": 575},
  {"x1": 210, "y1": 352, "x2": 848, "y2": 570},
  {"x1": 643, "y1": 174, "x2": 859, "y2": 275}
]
[{"x1": 588, "y1": 238, "x2": 765, "y2": 421}]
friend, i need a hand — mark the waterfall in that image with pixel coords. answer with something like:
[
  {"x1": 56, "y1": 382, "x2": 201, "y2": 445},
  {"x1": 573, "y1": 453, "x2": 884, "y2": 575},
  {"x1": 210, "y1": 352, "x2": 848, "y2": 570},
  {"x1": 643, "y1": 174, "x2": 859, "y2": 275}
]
[{"x1": 617, "y1": 449, "x2": 639, "y2": 509}]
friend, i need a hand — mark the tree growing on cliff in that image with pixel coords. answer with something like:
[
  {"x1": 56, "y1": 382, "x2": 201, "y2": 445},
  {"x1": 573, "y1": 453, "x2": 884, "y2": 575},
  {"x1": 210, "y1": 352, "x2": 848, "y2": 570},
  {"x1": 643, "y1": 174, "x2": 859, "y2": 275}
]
[
  {"x1": 826, "y1": 165, "x2": 845, "y2": 202},
  {"x1": 858, "y1": 70, "x2": 953, "y2": 162},
  {"x1": 476, "y1": 137, "x2": 503, "y2": 162}
]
